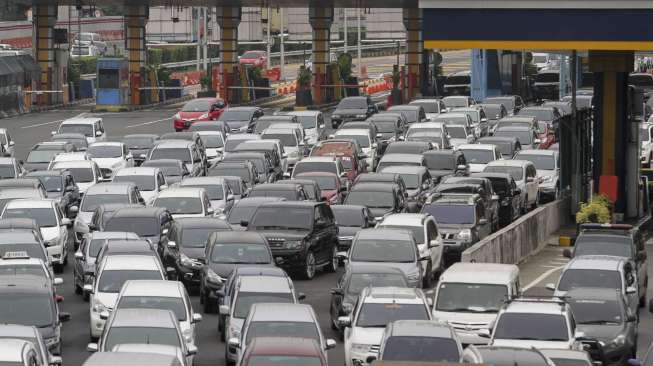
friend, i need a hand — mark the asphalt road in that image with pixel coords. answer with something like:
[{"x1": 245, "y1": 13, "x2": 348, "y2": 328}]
[{"x1": 2, "y1": 101, "x2": 652, "y2": 365}]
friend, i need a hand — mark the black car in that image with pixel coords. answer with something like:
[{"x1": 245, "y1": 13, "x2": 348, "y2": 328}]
[
  {"x1": 331, "y1": 205, "x2": 376, "y2": 253},
  {"x1": 225, "y1": 197, "x2": 286, "y2": 229},
  {"x1": 366, "y1": 114, "x2": 405, "y2": 154},
  {"x1": 344, "y1": 182, "x2": 407, "y2": 220},
  {"x1": 329, "y1": 265, "x2": 409, "y2": 332},
  {"x1": 331, "y1": 96, "x2": 378, "y2": 128},
  {"x1": 122, "y1": 134, "x2": 158, "y2": 166},
  {"x1": 483, "y1": 95, "x2": 525, "y2": 115},
  {"x1": 387, "y1": 105, "x2": 426, "y2": 124},
  {"x1": 164, "y1": 217, "x2": 232, "y2": 288},
  {"x1": 277, "y1": 179, "x2": 321, "y2": 202},
  {"x1": 26, "y1": 170, "x2": 80, "y2": 218},
  {"x1": 533, "y1": 70, "x2": 560, "y2": 101},
  {"x1": 200, "y1": 231, "x2": 273, "y2": 312},
  {"x1": 354, "y1": 173, "x2": 408, "y2": 199},
  {"x1": 244, "y1": 201, "x2": 338, "y2": 280},
  {"x1": 103, "y1": 206, "x2": 173, "y2": 256},
  {"x1": 471, "y1": 172, "x2": 522, "y2": 227},
  {"x1": 24, "y1": 141, "x2": 76, "y2": 172},
  {"x1": 423, "y1": 150, "x2": 468, "y2": 183},
  {"x1": 141, "y1": 159, "x2": 190, "y2": 185},
  {"x1": 518, "y1": 106, "x2": 563, "y2": 132},
  {"x1": 248, "y1": 182, "x2": 308, "y2": 201},
  {"x1": 218, "y1": 106, "x2": 264, "y2": 133},
  {"x1": 87, "y1": 203, "x2": 143, "y2": 234},
  {"x1": 443, "y1": 71, "x2": 471, "y2": 96},
  {"x1": 439, "y1": 176, "x2": 500, "y2": 231},
  {"x1": 207, "y1": 161, "x2": 259, "y2": 189}
]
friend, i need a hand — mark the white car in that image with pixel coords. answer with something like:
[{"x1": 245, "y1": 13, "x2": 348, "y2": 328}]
[
  {"x1": 445, "y1": 124, "x2": 475, "y2": 148},
  {"x1": 458, "y1": 144, "x2": 502, "y2": 173},
  {"x1": 514, "y1": 149, "x2": 560, "y2": 202},
  {"x1": 115, "y1": 280, "x2": 202, "y2": 349},
  {"x1": 410, "y1": 98, "x2": 447, "y2": 120},
  {"x1": 334, "y1": 128, "x2": 377, "y2": 171},
  {"x1": 111, "y1": 344, "x2": 188, "y2": 366},
  {"x1": 153, "y1": 187, "x2": 213, "y2": 219},
  {"x1": 112, "y1": 167, "x2": 168, "y2": 205},
  {"x1": 87, "y1": 142, "x2": 134, "y2": 179},
  {"x1": 197, "y1": 131, "x2": 226, "y2": 164},
  {"x1": 641, "y1": 123, "x2": 653, "y2": 168},
  {"x1": 0, "y1": 128, "x2": 15, "y2": 157},
  {"x1": 53, "y1": 117, "x2": 106, "y2": 145},
  {"x1": 48, "y1": 151, "x2": 90, "y2": 167},
  {"x1": 340, "y1": 287, "x2": 432, "y2": 366},
  {"x1": 176, "y1": 176, "x2": 234, "y2": 215},
  {"x1": 286, "y1": 111, "x2": 325, "y2": 147},
  {"x1": 0, "y1": 199, "x2": 70, "y2": 273},
  {"x1": 261, "y1": 127, "x2": 305, "y2": 172},
  {"x1": 50, "y1": 160, "x2": 103, "y2": 195},
  {"x1": 84, "y1": 255, "x2": 167, "y2": 339},
  {"x1": 484, "y1": 160, "x2": 539, "y2": 212},
  {"x1": 452, "y1": 106, "x2": 489, "y2": 137},
  {"x1": 376, "y1": 213, "x2": 443, "y2": 288}
]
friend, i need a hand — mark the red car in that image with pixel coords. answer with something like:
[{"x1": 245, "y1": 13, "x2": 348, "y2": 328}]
[
  {"x1": 310, "y1": 139, "x2": 364, "y2": 183},
  {"x1": 173, "y1": 98, "x2": 227, "y2": 131},
  {"x1": 240, "y1": 337, "x2": 328, "y2": 366},
  {"x1": 295, "y1": 172, "x2": 345, "y2": 204},
  {"x1": 537, "y1": 120, "x2": 556, "y2": 149},
  {"x1": 239, "y1": 50, "x2": 267, "y2": 69}
]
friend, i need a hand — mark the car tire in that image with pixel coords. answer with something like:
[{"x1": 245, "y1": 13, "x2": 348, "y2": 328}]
[
  {"x1": 301, "y1": 251, "x2": 317, "y2": 280},
  {"x1": 422, "y1": 263, "x2": 433, "y2": 289},
  {"x1": 325, "y1": 246, "x2": 338, "y2": 273},
  {"x1": 640, "y1": 293, "x2": 646, "y2": 308},
  {"x1": 53, "y1": 263, "x2": 63, "y2": 274}
]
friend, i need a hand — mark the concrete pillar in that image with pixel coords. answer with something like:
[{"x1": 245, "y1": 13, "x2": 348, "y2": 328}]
[
  {"x1": 309, "y1": 7, "x2": 334, "y2": 105},
  {"x1": 590, "y1": 51, "x2": 634, "y2": 217},
  {"x1": 402, "y1": 8, "x2": 422, "y2": 101},
  {"x1": 125, "y1": 5, "x2": 148, "y2": 105},
  {"x1": 33, "y1": 3, "x2": 57, "y2": 105},
  {"x1": 216, "y1": 6, "x2": 241, "y2": 104}
]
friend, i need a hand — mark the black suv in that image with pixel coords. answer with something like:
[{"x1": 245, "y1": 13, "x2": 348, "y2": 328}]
[
  {"x1": 344, "y1": 182, "x2": 407, "y2": 220},
  {"x1": 248, "y1": 182, "x2": 308, "y2": 201},
  {"x1": 244, "y1": 201, "x2": 338, "y2": 280},
  {"x1": 438, "y1": 176, "x2": 500, "y2": 231},
  {"x1": 163, "y1": 217, "x2": 232, "y2": 288},
  {"x1": 103, "y1": 207, "x2": 173, "y2": 257},
  {"x1": 423, "y1": 150, "x2": 468, "y2": 183},
  {"x1": 26, "y1": 169, "x2": 80, "y2": 218},
  {"x1": 471, "y1": 172, "x2": 522, "y2": 227},
  {"x1": 331, "y1": 96, "x2": 378, "y2": 128}
]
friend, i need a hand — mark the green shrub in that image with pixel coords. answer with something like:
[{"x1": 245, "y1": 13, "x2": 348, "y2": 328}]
[{"x1": 576, "y1": 195, "x2": 612, "y2": 224}]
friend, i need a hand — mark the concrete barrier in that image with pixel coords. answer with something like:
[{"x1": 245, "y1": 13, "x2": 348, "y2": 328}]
[{"x1": 461, "y1": 198, "x2": 571, "y2": 264}]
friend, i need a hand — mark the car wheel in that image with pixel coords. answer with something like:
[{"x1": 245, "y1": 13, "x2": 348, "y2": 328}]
[
  {"x1": 325, "y1": 246, "x2": 338, "y2": 273},
  {"x1": 422, "y1": 263, "x2": 433, "y2": 289},
  {"x1": 53, "y1": 263, "x2": 63, "y2": 274},
  {"x1": 301, "y1": 251, "x2": 316, "y2": 280},
  {"x1": 640, "y1": 293, "x2": 646, "y2": 308}
]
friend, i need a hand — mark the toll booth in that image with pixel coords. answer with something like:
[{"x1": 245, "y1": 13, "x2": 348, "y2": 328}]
[{"x1": 96, "y1": 58, "x2": 129, "y2": 110}]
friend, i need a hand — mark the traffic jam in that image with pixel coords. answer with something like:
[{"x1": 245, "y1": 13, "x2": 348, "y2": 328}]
[{"x1": 0, "y1": 60, "x2": 651, "y2": 366}]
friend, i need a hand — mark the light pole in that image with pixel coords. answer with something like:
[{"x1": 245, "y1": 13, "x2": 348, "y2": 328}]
[
  {"x1": 357, "y1": 8, "x2": 361, "y2": 77},
  {"x1": 343, "y1": 8, "x2": 348, "y2": 54},
  {"x1": 280, "y1": 7, "x2": 285, "y2": 81},
  {"x1": 266, "y1": 6, "x2": 271, "y2": 69}
]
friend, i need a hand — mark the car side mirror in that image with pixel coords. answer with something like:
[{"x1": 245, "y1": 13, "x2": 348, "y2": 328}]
[
  {"x1": 534, "y1": 138, "x2": 541, "y2": 144},
  {"x1": 330, "y1": 288, "x2": 344, "y2": 295},
  {"x1": 8, "y1": 141, "x2": 14, "y2": 147},
  {"x1": 86, "y1": 343, "x2": 98, "y2": 352},
  {"x1": 228, "y1": 337, "x2": 241, "y2": 349},
  {"x1": 49, "y1": 355, "x2": 62, "y2": 366},
  {"x1": 192, "y1": 313, "x2": 203, "y2": 323},
  {"x1": 99, "y1": 310, "x2": 110, "y2": 320},
  {"x1": 477, "y1": 328, "x2": 491, "y2": 338},
  {"x1": 187, "y1": 345, "x2": 198, "y2": 356},
  {"x1": 456, "y1": 164, "x2": 467, "y2": 171},
  {"x1": 167, "y1": 241, "x2": 177, "y2": 248},
  {"x1": 326, "y1": 339, "x2": 336, "y2": 350},
  {"x1": 59, "y1": 312, "x2": 71, "y2": 322},
  {"x1": 240, "y1": 220, "x2": 249, "y2": 227},
  {"x1": 478, "y1": 218, "x2": 488, "y2": 225},
  {"x1": 337, "y1": 316, "x2": 351, "y2": 328},
  {"x1": 207, "y1": 207, "x2": 215, "y2": 216},
  {"x1": 545, "y1": 283, "x2": 556, "y2": 291},
  {"x1": 83, "y1": 284, "x2": 93, "y2": 294},
  {"x1": 166, "y1": 267, "x2": 176, "y2": 279},
  {"x1": 626, "y1": 286, "x2": 637, "y2": 294},
  {"x1": 429, "y1": 239, "x2": 440, "y2": 248},
  {"x1": 227, "y1": 194, "x2": 234, "y2": 201},
  {"x1": 366, "y1": 356, "x2": 377, "y2": 364},
  {"x1": 219, "y1": 305, "x2": 230, "y2": 315},
  {"x1": 563, "y1": 249, "x2": 572, "y2": 258},
  {"x1": 298, "y1": 292, "x2": 306, "y2": 301},
  {"x1": 95, "y1": 130, "x2": 102, "y2": 137}
]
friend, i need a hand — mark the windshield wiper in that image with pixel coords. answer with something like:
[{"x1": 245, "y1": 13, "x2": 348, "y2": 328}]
[
  {"x1": 578, "y1": 320, "x2": 620, "y2": 325},
  {"x1": 257, "y1": 225, "x2": 288, "y2": 230}
]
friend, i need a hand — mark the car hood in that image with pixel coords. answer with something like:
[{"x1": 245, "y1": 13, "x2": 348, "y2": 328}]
[
  {"x1": 338, "y1": 226, "x2": 361, "y2": 238},
  {"x1": 432, "y1": 310, "x2": 497, "y2": 327},
  {"x1": 23, "y1": 162, "x2": 50, "y2": 172},
  {"x1": 334, "y1": 108, "x2": 366, "y2": 116},
  {"x1": 209, "y1": 262, "x2": 272, "y2": 278},
  {"x1": 205, "y1": 148, "x2": 222, "y2": 159},
  {"x1": 77, "y1": 211, "x2": 94, "y2": 225},
  {"x1": 350, "y1": 326, "x2": 386, "y2": 345},
  {"x1": 41, "y1": 226, "x2": 61, "y2": 242},
  {"x1": 576, "y1": 324, "x2": 624, "y2": 342},
  {"x1": 468, "y1": 163, "x2": 487, "y2": 173},
  {"x1": 141, "y1": 235, "x2": 162, "y2": 245},
  {"x1": 165, "y1": 176, "x2": 183, "y2": 185},
  {"x1": 257, "y1": 231, "x2": 310, "y2": 241},
  {"x1": 492, "y1": 339, "x2": 572, "y2": 350},
  {"x1": 77, "y1": 181, "x2": 94, "y2": 194},
  {"x1": 95, "y1": 292, "x2": 119, "y2": 309},
  {"x1": 539, "y1": 170, "x2": 557, "y2": 178},
  {"x1": 180, "y1": 247, "x2": 205, "y2": 260},
  {"x1": 92, "y1": 157, "x2": 123, "y2": 169},
  {"x1": 226, "y1": 120, "x2": 248, "y2": 129},
  {"x1": 349, "y1": 261, "x2": 416, "y2": 278},
  {"x1": 47, "y1": 191, "x2": 63, "y2": 199},
  {"x1": 179, "y1": 112, "x2": 205, "y2": 120},
  {"x1": 368, "y1": 207, "x2": 394, "y2": 219},
  {"x1": 170, "y1": 213, "x2": 206, "y2": 220}
]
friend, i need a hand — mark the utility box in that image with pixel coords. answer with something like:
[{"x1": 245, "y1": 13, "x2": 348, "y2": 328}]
[{"x1": 96, "y1": 58, "x2": 129, "y2": 109}]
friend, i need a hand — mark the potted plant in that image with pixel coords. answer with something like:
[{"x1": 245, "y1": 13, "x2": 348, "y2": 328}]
[{"x1": 576, "y1": 195, "x2": 612, "y2": 224}]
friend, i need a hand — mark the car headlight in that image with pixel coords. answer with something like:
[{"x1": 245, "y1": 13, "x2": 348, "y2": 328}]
[
  {"x1": 285, "y1": 240, "x2": 303, "y2": 249},
  {"x1": 173, "y1": 113, "x2": 181, "y2": 120},
  {"x1": 457, "y1": 229, "x2": 472, "y2": 240},
  {"x1": 609, "y1": 334, "x2": 626, "y2": 348},
  {"x1": 199, "y1": 113, "x2": 209, "y2": 120},
  {"x1": 92, "y1": 300, "x2": 107, "y2": 313},
  {"x1": 47, "y1": 237, "x2": 61, "y2": 247},
  {"x1": 355, "y1": 114, "x2": 366, "y2": 118},
  {"x1": 351, "y1": 343, "x2": 373, "y2": 354},
  {"x1": 229, "y1": 324, "x2": 241, "y2": 339},
  {"x1": 342, "y1": 302, "x2": 354, "y2": 314},
  {"x1": 180, "y1": 253, "x2": 202, "y2": 269},
  {"x1": 206, "y1": 268, "x2": 224, "y2": 285},
  {"x1": 406, "y1": 268, "x2": 420, "y2": 281},
  {"x1": 182, "y1": 328, "x2": 192, "y2": 343}
]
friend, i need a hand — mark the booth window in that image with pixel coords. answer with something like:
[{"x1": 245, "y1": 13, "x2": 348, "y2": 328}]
[{"x1": 98, "y1": 69, "x2": 119, "y2": 89}]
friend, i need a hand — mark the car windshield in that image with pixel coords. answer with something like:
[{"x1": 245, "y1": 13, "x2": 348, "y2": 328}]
[
  {"x1": 105, "y1": 326, "x2": 180, "y2": 351},
  {"x1": 117, "y1": 296, "x2": 187, "y2": 321},
  {"x1": 630, "y1": 75, "x2": 653, "y2": 87},
  {"x1": 295, "y1": 116, "x2": 317, "y2": 129},
  {"x1": 250, "y1": 207, "x2": 312, "y2": 230},
  {"x1": 411, "y1": 101, "x2": 438, "y2": 113},
  {"x1": 484, "y1": 166, "x2": 523, "y2": 181},
  {"x1": 337, "y1": 98, "x2": 366, "y2": 109},
  {"x1": 515, "y1": 154, "x2": 555, "y2": 170},
  {"x1": 520, "y1": 109, "x2": 554, "y2": 121},
  {"x1": 436, "y1": 283, "x2": 507, "y2": 313},
  {"x1": 60, "y1": 124, "x2": 93, "y2": 137},
  {"x1": 182, "y1": 99, "x2": 212, "y2": 112},
  {"x1": 557, "y1": 269, "x2": 622, "y2": 292},
  {"x1": 209, "y1": 167, "x2": 251, "y2": 182},
  {"x1": 0, "y1": 244, "x2": 46, "y2": 262},
  {"x1": 0, "y1": 165, "x2": 15, "y2": 179},
  {"x1": 351, "y1": 239, "x2": 415, "y2": 262},
  {"x1": 407, "y1": 128, "x2": 441, "y2": 138},
  {"x1": 246, "y1": 321, "x2": 319, "y2": 345},
  {"x1": 574, "y1": 236, "x2": 632, "y2": 258},
  {"x1": 150, "y1": 148, "x2": 191, "y2": 163},
  {"x1": 389, "y1": 109, "x2": 418, "y2": 123},
  {"x1": 89, "y1": 239, "x2": 108, "y2": 257},
  {"x1": 241, "y1": 51, "x2": 261, "y2": 59},
  {"x1": 422, "y1": 204, "x2": 475, "y2": 225},
  {"x1": 348, "y1": 273, "x2": 408, "y2": 295},
  {"x1": 462, "y1": 149, "x2": 495, "y2": 164},
  {"x1": 200, "y1": 134, "x2": 224, "y2": 148},
  {"x1": 640, "y1": 128, "x2": 651, "y2": 142},
  {"x1": 27, "y1": 149, "x2": 61, "y2": 163},
  {"x1": 382, "y1": 225, "x2": 424, "y2": 243},
  {"x1": 113, "y1": 175, "x2": 155, "y2": 191},
  {"x1": 247, "y1": 356, "x2": 322, "y2": 366},
  {"x1": 434, "y1": 116, "x2": 467, "y2": 126},
  {"x1": 346, "y1": 191, "x2": 395, "y2": 209},
  {"x1": 486, "y1": 177, "x2": 511, "y2": 196},
  {"x1": 301, "y1": 175, "x2": 336, "y2": 190},
  {"x1": 447, "y1": 126, "x2": 467, "y2": 138},
  {"x1": 293, "y1": 162, "x2": 337, "y2": 176},
  {"x1": 494, "y1": 130, "x2": 532, "y2": 145},
  {"x1": 123, "y1": 136, "x2": 155, "y2": 149},
  {"x1": 493, "y1": 313, "x2": 568, "y2": 341},
  {"x1": 483, "y1": 105, "x2": 504, "y2": 119},
  {"x1": 335, "y1": 134, "x2": 370, "y2": 148},
  {"x1": 249, "y1": 189, "x2": 298, "y2": 200},
  {"x1": 227, "y1": 205, "x2": 260, "y2": 225},
  {"x1": 536, "y1": 73, "x2": 559, "y2": 83},
  {"x1": 261, "y1": 133, "x2": 297, "y2": 147},
  {"x1": 356, "y1": 303, "x2": 429, "y2": 327},
  {"x1": 225, "y1": 139, "x2": 250, "y2": 152},
  {"x1": 2, "y1": 208, "x2": 56, "y2": 227},
  {"x1": 175, "y1": 228, "x2": 214, "y2": 248},
  {"x1": 0, "y1": 294, "x2": 53, "y2": 327},
  {"x1": 184, "y1": 184, "x2": 223, "y2": 200},
  {"x1": 154, "y1": 197, "x2": 203, "y2": 215},
  {"x1": 568, "y1": 298, "x2": 622, "y2": 325},
  {"x1": 219, "y1": 110, "x2": 252, "y2": 122},
  {"x1": 382, "y1": 336, "x2": 460, "y2": 362},
  {"x1": 98, "y1": 270, "x2": 162, "y2": 293},
  {"x1": 105, "y1": 218, "x2": 159, "y2": 237},
  {"x1": 333, "y1": 209, "x2": 364, "y2": 227},
  {"x1": 82, "y1": 194, "x2": 129, "y2": 211},
  {"x1": 233, "y1": 292, "x2": 293, "y2": 318},
  {"x1": 487, "y1": 98, "x2": 515, "y2": 109},
  {"x1": 424, "y1": 155, "x2": 454, "y2": 170},
  {"x1": 88, "y1": 145, "x2": 122, "y2": 159},
  {"x1": 33, "y1": 175, "x2": 62, "y2": 192},
  {"x1": 0, "y1": 264, "x2": 45, "y2": 278},
  {"x1": 210, "y1": 243, "x2": 270, "y2": 264}
]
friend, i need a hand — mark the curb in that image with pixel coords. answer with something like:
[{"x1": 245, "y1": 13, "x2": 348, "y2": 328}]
[{"x1": 0, "y1": 98, "x2": 95, "y2": 120}]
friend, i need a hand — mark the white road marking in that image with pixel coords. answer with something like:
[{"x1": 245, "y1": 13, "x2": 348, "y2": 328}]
[
  {"x1": 540, "y1": 265, "x2": 562, "y2": 269},
  {"x1": 125, "y1": 116, "x2": 174, "y2": 128},
  {"x1": 20, "y1": 112, "x2": 87, "y2": 129},
  {"x1": 523, "y1": 264, "x2": 565, "y2": 291}
]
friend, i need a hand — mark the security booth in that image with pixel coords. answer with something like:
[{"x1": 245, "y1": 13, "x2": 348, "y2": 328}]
[{"x1": 96, "y1": 58, "x2": 129, "y2": 110}]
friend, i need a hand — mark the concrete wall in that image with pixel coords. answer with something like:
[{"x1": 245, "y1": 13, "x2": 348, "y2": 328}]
[{"x1": 461, "y1": 198, "x2": 571, "y2": 264}]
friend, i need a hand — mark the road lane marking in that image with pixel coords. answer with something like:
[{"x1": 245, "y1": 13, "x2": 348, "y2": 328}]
[
  {"x1": 523, "y1": 264, "x2": 565, "y2": 291},
  {"x1": 125, "y1": 116, "x2": 174, "y2": 128},
  {"x1": 540, "y1": 265, "x2": 561, "y2": 268},
  {"x1": 20, "y1": 112, "x2": 87, "y2": 129}
]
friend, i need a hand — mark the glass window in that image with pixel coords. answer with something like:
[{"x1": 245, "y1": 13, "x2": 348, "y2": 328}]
[
  {"x1": 382, "y1": 336, "x2": 460, "y2": 362},
  {"x1": 293, "y1": 162, "x2": 337, "y2": 176},
  {"x1": 105, "y1": 326, "x2": 181, "y2": 351},
  {"x1": 337, "y1": 98, "x2": 367, "y2": 109},
  {"x1": 105, "y1": 217, "x2": 159, "y2": 237},
  {"x1": 246, "y1": 321, "x2": 319, "y2": 345},
  {"x1": 98, "y1": 270, "x2": 163, "y2": 293},
  {"x1": 574, "y1": 235, "x2": 632, "y2": 258},
  {"x1": 154, "y1": 197, "x2": 203, "y2": 214},
  {"x1": 461, "y1": 149, "x2": 495, "y2": 164},
  {"x1": 233, "y1": 292, "x2": 293, "y2": 319},
  {"x1": 356, "y1": 303, "x2": 429, "y2": 327},
  {"x1": 382, "y1": 225, "x2": 424, "y2": 243},
  {"x1": 250, "y1": 207, "x2": 313, "y2": 230},
  {"x1": 182, "y1": 99, "x2": 212, "y2": 112},
  {"x1": 0, "y1": 294, "x2": 53, "y2": 327},
  {"x1": 350, "y1": 239, "x2": 415, "y2": 262},
  {"x1": 515, "y1": 154, "x2": 555, "y2": 170},
  {"x1": 150, "y1": 148, "x2": 191, "y2": 163},
  {"x1": 423, "y1": 154, "x2": 454, "y2": 171},
  {"x1": 494, "y1": 130, "x2": 532, "y2": 145},
  {"x1": 219, "y1": 110, "x2": 253, "y2": 122},
  {"x1": 519, "y1": 109, "x2": 554, "y2": 121},
  {"x1": 535, "y1": 73, "x2": 559, "y2": 83},
  {"x1": 568, "y1": 298, "x2": 623, "y2": 325},
  {"x1": 113, "y1": 175, "x2": 155, "y2": 191},
  {"x1": 435, "y1": 283, "x2": 507, "y2": 313},
  {"x1": 247, "y1": 356, "x2": 322, "y2": 366},
  {"x1": 300, "y1": 175, "x2": 336, "y2": 191},
  {"x1": 210, "y1": 243, "x2": 271, "y2": 264},
  {"x1": 26, "y1": 149, "x2": 62, "y2": 163},
  {"x1": 557, "y1": 269, "x2": 622, "y2": 291},
  {"x1": 550, "y1": 359, "x2": 592, "y2": 366},
  {"x1": 2, "y1": 207, "x2": 56, "y2": 227},
  {"x1": 260, "y1": 133, "x2": 297, "y2": 147},
  {"x1": 200, "y1": 134, "x2": 224, "y2": 148},
  {"x1": 0, "y1": 165, "x2": 15, "y2": 179},
  {"x1": 347, "y1": 273, "x2": 407, "y2": 295},
  {"x1": 346, "y1": 191, "x2": 395, "y2": 209},
  {"x1": 60, "y1": 124, "x2": 93, "y2": 137},
  {"x1": 494, "y1": 313, "x2": 568, "y2": 341},
  {"x1": 484, "y1": 166, "x2": 524, "y2": 181},
  {"x1": 117, "y1": 296, "x2": 187, "y2": 321},
  {"x1": 81, "y1": 194, "x2": 129, "y2": 211},
  {"x1": 422, "y1": 204, "x2": 475, "y2": 225},
  {"x1": 0, "y1": 244, "x2": 46, "y2": 262}
]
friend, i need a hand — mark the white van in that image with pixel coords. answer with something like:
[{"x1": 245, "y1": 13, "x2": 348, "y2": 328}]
[{"x1": 432, "y1": 262, "x2": 520, "y2": 346}]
